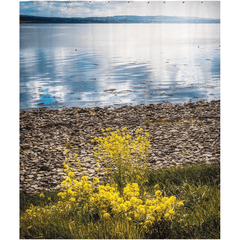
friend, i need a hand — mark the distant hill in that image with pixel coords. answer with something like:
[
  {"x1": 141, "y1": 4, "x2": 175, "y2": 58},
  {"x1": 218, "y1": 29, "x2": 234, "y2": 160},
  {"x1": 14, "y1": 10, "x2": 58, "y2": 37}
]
[{"x1": 20, "y1": 15, "x2": 220, "y2": 24}]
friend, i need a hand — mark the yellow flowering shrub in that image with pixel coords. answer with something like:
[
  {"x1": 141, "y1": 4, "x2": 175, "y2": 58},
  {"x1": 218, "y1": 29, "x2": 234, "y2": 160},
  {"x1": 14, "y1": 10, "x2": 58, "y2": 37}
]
[
  {"x1": 21, "y1": 175, "x2": 184, "y2": 237},
  {"x1": 92, "y1": 127, "x2": 150, "y2": 190},
  {"x1": 20, "y1": 126, "x2": 184, "y2": 237}
]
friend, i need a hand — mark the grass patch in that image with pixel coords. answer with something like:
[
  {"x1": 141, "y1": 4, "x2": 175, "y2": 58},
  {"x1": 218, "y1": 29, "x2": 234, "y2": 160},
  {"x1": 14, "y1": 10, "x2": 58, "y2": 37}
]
[
  {"x1": 143, "y1": 118, "x2": 197, "y2": 126},
  {"x1": 20, "y1": 189, "x2": 61, "y2": 213},
  {"x1": 144, "y1": 120, "x2": 175, "y2": 125},
  {"x1": 182, "y1": 151, "x2": 190, "y2": 155},
  {"x1": 20, "y1": 163, "x2": 220, "y2": 239},
  {"x1": 146, "y1": 163, "x2": 220, "y2": 238},
  {"x1": 70, "y1": 148, "x2": 77, "y2": 152},
  {"x1": 65, "y1": 142, "x2": 71, "y2": 148}
]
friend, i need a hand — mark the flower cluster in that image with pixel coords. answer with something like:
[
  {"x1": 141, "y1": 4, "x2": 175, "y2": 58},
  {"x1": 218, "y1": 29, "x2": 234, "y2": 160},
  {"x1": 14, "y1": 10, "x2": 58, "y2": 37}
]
[
  {"x1": 58, "y1": 175, "x2": 100, "y2": 205},
  {"x1": 21, "y1": 126, "x2": 184, "y2": 236},
  {"x1": 92, "y1": 127, "x2": 150, "y2": 188},
  {"x1": 22, "y1": 174, "x2": 183, "y2": 235},
  {"x1": 57, "y1": 170, "x2": 184, "y2": 227}
]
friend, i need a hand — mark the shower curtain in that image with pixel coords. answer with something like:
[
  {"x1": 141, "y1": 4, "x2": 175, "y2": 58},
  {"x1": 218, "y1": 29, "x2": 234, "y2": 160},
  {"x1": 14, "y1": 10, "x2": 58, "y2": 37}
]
[{"x1": 19, "y1": 2, "x2": 221, "y2": 239}]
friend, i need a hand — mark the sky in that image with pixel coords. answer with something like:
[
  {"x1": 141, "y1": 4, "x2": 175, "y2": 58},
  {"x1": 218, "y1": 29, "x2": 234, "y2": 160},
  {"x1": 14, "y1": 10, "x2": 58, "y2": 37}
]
[{"x1": 20, "y1": 1, "x2": 220, "y2": 19}]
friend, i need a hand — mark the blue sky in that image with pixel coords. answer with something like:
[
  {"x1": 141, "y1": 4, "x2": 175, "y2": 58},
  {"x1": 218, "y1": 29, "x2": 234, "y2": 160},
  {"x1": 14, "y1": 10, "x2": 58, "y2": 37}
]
[{"x1": 20, "y1": 1, "x2": 220, "y2": 19}]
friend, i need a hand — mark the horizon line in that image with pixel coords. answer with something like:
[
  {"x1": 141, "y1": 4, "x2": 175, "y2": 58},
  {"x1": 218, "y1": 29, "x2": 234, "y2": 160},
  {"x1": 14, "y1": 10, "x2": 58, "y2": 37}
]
[{"x1": 19, "y1": 14, "x2": 220, "y2": 20}]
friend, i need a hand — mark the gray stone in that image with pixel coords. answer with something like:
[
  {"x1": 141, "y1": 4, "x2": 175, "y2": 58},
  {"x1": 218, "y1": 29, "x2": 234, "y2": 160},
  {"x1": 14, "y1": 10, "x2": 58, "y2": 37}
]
[{"x1": 20, "y1": 100, "x2": 220, "y2": 194}]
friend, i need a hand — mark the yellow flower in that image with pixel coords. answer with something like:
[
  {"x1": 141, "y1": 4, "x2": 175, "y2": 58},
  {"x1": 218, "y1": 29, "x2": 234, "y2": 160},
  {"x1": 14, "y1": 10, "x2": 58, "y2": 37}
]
[
  {"x1": 148, "y1": 216, "x2": 155, "y2": 222},
  {"x1": 146, "y1": 200, "x2": 153, "y2": 206},
  {"x1": 39, "y1": 193, "x2": 45, "y2": 198},
  {"x1": 144, "y1": 219, "x2": 153, "y2": 228},
  {"x1": 168, "y1": 209, "x2": 175, "y2": 215},
  {"x1": 68, "y1": 172, "x2": 75, "y2": 178},
  {"x1": 69, "y1": 197, "x2": 76, "y2": 202},
  {"x1": 177, "y1": 201, "x2": 184, "y2": 207},
  {"x1": 169, "y1": 196, "x2": 176, "y2": 204},
  {"x1": 103, "y1": 212, "x2": 111, "y2": 219},
  {"x1": 164, "y1": 212, "x2": 170, "y2": 220},
  {"x1": 145, "y1": 132, "x2": 150, "y2": 138},
  {"x1": 155, "y1": 190, "x2": 162, "y2": 197},
  {"x1": 81, "y1": 176, "x2": 88, "y2": 181}
]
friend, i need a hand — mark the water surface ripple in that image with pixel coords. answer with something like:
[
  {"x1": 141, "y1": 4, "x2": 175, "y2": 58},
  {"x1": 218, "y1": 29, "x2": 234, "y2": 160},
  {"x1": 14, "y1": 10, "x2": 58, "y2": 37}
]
[{"x1": 20, "y1": 24, "x2": 220, "y2": 110}]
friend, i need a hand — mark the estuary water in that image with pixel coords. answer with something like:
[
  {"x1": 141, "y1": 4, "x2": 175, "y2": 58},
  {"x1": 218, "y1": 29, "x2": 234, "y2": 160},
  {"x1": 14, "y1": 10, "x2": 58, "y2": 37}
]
[{"x1": 20, "y1": 23, "x2": 220, "y2": 111}]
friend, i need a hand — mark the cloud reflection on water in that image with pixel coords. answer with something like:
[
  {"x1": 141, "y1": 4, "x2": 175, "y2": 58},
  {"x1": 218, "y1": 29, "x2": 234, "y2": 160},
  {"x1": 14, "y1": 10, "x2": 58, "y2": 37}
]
[{"x1": 20, "y1": 24, "x2": 220, "y2": 110}]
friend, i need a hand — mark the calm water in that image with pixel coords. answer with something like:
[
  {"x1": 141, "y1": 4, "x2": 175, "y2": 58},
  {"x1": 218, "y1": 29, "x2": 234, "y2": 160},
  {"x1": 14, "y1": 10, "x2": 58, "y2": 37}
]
[{"x1": 20, "y1": 24, "x2": 220, "y2": 111}]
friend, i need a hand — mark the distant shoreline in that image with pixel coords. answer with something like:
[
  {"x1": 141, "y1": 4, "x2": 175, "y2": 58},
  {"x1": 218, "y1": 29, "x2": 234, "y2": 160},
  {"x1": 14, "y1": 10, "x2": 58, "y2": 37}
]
[
  {"x1": 20, "y1": 15, "x2": 220, "y2": 24},
  {"x1": 20, "y1": 22, "x2": 220, "y2": 24}
]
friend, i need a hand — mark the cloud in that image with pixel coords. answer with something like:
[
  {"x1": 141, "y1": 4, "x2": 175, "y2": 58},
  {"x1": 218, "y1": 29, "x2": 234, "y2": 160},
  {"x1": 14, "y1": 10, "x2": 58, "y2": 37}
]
[
  {"x1": 20, "y1": 1, "x2": 220, "y2": 19},
  {"x1": 58, "y1": 5, "x2": 92, "y2": 18}
]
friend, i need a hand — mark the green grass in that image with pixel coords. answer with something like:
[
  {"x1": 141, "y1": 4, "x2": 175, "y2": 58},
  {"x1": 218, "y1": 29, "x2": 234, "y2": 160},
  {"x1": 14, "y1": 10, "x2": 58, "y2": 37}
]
[
  {"x1": 143, "y1": 118, "x2": 197, "y2": 126},
  {"x1": 65, "y1": 142, "x2": 71, "y2": 148},
  {"x1": 20, "y1": 189, "x2": 61, "y2": 213},
  {"x1": 20, "y1": 162, "x2": 220, "y2": 239},
  {"x1": 145, "y1": 163, "x2": 220, "y2": 239}
]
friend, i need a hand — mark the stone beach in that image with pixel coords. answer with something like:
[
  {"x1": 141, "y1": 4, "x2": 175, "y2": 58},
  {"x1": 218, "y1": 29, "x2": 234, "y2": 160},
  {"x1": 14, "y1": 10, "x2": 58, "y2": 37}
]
[{"x1": 20, "y1": 100, "x2": 220, "y2": 194}]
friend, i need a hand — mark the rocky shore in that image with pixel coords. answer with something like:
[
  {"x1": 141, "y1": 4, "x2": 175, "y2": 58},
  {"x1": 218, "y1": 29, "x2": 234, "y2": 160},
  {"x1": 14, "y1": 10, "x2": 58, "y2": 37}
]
[{"x1": 20, "y1": 100, "x2": 220, "y2": 194}]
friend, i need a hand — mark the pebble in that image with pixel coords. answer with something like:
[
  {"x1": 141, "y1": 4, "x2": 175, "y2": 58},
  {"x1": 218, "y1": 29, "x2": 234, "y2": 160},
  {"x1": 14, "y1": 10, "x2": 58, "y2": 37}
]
[{"x1": 20, "y1": 100, "x2": 220, "y2": 194}]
